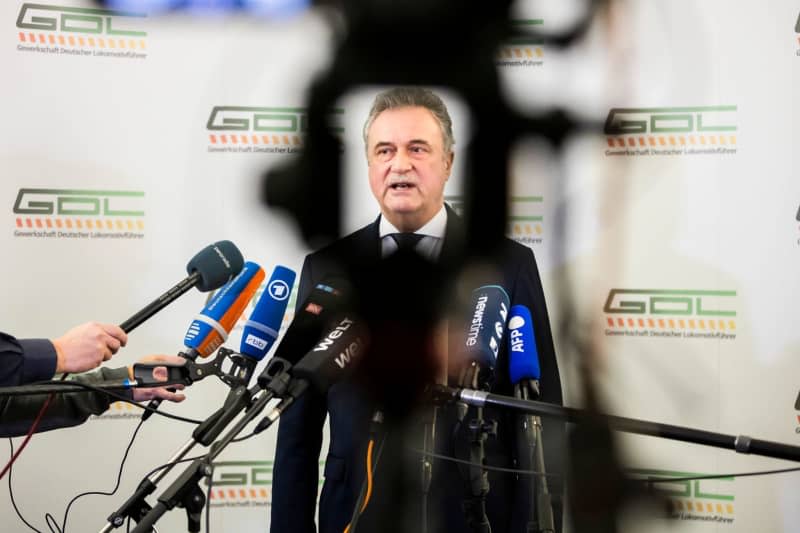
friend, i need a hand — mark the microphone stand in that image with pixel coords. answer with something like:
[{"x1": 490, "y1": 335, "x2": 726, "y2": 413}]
[
  {"x1": 432, "y1": 385, "x2": 800, "y2": 463},
  {"x1": 419, "y1": 403, "x2": 436, "y2": 533},
  {"x1": 128, "y1": 362, "x2": 307, "y2": 533},
  {"x1": 96, "y1": 350, "x2": 272, "y2": 532},
  {"x1": 514, "y1": 381, "x2": 554, "y2": 533},
  {"x1": 455, "y1": 363, "x2": 496, "y2": 533}
]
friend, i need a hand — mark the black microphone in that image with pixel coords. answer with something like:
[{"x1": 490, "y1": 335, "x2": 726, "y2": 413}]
[
  {"x1": 119, "y1": 240, "x2": 244, "y2": 333},
  {"x1": 267, "y1": 278, "x2": 352, "y2": 367},
  {"x1": 253, "y1": 313, "x2": 367, "y2": 434},
  {"x1": 459, "y1": 284, "x2": 510, "y2": 389},
  {"x1": 453, "y1": 284, "x2": 509, "y2": 533},
  {"x1": 289, "y1": 314, "x2": 369, "y2": 394}
]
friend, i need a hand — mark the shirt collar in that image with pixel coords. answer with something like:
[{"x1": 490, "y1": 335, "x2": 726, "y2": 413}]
[{"x1": 378, "y1": 205, "x2": 448, "y2": 238}]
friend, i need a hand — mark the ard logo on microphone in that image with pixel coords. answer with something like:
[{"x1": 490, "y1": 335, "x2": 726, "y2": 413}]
[
  {"x1": 15, "y1": 2, "x2": 148, "y2": 59},
  {"x1": 445, "y1": 194, "x2": 544, "y2": 245},
  {"x1": 206, "y1": 106, "x2": 344, "y2": 154},
  {"x1": 604, "y1": 106, "x2": 737, "y2": 157},
  {"x1": 603, "y1": 288, "x2": 737, "y2": 341},
  {"x1": 628, "y1": 469, "x2": 735, "y2": 523},
  {"x1": 12, "y1": 188, "x2": 145, "y2": 240},
  {"x1": 496, "y1": 19, "x2": 544, "y2": 68}
]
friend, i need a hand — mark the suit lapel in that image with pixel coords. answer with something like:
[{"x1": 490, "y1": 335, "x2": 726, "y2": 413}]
[{"x1": 439, "y1": 203, "x2": 465, "y2": 270}]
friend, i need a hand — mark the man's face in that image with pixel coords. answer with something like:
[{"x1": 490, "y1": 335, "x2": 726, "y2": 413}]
[{"x1": 366, "y1": 106, "x2": 453, "y2": 232}]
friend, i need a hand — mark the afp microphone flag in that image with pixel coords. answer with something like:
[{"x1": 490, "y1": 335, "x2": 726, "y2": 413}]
[
  {"x1": 508, "y1": 304, "x2": 540, "y2": 384},
  {"x1": 240, "y1": 265, "x2": 297, "y2": 360},
  {"x1": 184, "y1": 261, "x2": 265, "y2": 356}
]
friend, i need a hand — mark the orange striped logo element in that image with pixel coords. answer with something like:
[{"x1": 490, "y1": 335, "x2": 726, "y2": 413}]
[
  {"x1": 208, "y1": 134, "x2": 304, "y2": 147},
  {"x1": 605, "y1": 317, "x2": 736, "y2": 331},
  {"x1": 17, "y1": 32, "x2": 146, "y2": 50},
  {"x1": 606, "y1": 135, "x2": 738, "y2": 148},
  {"x1": 14, "y1": 218, "x2": 144, "y2": 232}
]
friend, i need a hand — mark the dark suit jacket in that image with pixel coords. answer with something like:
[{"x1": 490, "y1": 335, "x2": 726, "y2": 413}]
[{"x1": 271, "y1": 205, "x2": 564, "y2": 533}]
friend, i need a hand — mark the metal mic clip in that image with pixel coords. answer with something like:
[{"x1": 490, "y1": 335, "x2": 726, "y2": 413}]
[{"x1": 132, "y1": 347, "x2": 255, "y2": 389}]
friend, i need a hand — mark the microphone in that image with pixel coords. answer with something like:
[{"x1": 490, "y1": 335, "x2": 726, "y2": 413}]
[
  {"x1": 183, "y1": 261, "x2": 266, "y2": 358},
  {"x1": 460, "y1": 284, "x2": 510, "y2": 389},
  {"x1": 120, "y1": 241, "x2": 243, "y2": 333},
  {"x1": 508, "y1": 304, "x2": 540, "y2": 399},
  {"x1": 507, "y1": 304, "x2": 555, "y2": 533},
  {"x1": 240, "y1": 265, "x2": 297, "y2": 361},
  {"x1": 268, "y1": 278, "x2": 352, "y2": 365},
  {"x1": 221, "y1": 265, "x2": 296, "y2": 382},
  {"x1": 253, "y1": 313, "x2": 367, "y2": 434},
  {"x1": 289, "y1": 314, "x2": 368, "y2": 395},
  {"x1": 141, "y1": 261, "x2": 264, "y2": 420},
  {"x1": 453, "y1": 285, "x2": 509, "y2": 532}
]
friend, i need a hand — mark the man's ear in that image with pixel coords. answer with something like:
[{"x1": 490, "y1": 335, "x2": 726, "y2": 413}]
[{"x1": 445, "y1": 151, "x2": 454, "y2": 172}]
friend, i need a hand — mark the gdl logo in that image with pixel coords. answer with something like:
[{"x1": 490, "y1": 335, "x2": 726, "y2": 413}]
[
  {"x1": 604, "y1": 106, "x2": 736, "y2": 137},
  {"x1": 206, "y1": 106, "x2": 344, "y2": 150},
  {"x1": 17, "y1": 3, "x2": 145, "y2": 35},
  {"x1": 13, "y1": 188, "x2": 144, "y2": 217}
]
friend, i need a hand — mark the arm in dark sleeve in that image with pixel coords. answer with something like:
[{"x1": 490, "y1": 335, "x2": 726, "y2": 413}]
[
  {"x1": 0, "y1": 366, "x2": 133, "y2": 437},
  {"x1": 270, "y1": 255, "x2": 328, "y2": 533},
  {"x1": 0, "y1": 332, "x2": 57, "y2": 387}
]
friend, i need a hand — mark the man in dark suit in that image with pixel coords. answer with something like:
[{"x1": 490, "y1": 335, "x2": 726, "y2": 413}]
[{"x1": 271, "y1": 87, "x2": 563, "y2": 533}]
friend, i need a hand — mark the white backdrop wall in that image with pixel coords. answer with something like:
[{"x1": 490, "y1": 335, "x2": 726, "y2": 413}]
[{"x1": 1, "y1": 0, "x2": 799, "y2": 531}]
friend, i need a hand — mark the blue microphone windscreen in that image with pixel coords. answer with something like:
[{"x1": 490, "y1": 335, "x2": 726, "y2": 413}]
[
  {"x1": 508, "y1": 304, "x2": 540, "y2": 383},
  {"x1": 240, "y1": 265, "x2": 297, "y2": 360},
  {"x1": 186, "y1": 240, "x2": 245, "y2": 292},
  {"x1": 463, "y1": 285, "x2": 510, "y2": 369}
]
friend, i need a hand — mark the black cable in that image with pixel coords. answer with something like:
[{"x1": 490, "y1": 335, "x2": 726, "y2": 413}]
[
  {"x1": 45, "y1": 514, "x2": 59, "y2": 532},
  {"x1": 140, "y1": 454, "x2": 206, "y2": 484},
  {"x1": 413, "y1": 447, "x2": 800, "y2": 483},
  {"x1": 410, "y1": 447, "x2": 562, "y2": 479},
  {"x1": 26, "y1": 380, "x2": 201, "y2": 424},
  {"x1": 50, "y1": 419, "x2": 146, "y2": 533},
  {"x1": 7, "y1": 439, "x2": 43, "y2": 533},
  {"x1": 630, "y1": 466, "x2": 800, "y2": 484},
  {"x1": 205, "y1": 463, "x2": 214, "y2": 533},
  {"x1": 231, "y1": 431, "x2": 258, "y2": 443}
]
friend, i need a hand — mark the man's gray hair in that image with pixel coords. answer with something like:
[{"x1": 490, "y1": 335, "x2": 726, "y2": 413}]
[{"x1": 362, "y1": 87, "x2": 455, "y2": 156}]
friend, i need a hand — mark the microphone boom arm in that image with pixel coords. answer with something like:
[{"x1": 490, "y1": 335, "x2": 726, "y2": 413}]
[{"x1": 432, "y1": 386, "x2": 800, "y2": 463}]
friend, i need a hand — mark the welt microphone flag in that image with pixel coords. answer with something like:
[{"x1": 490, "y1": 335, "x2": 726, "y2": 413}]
[
  {"x1": 240, "y1": 265, "x2": 297, "y2": 361},
  {"x1": 184, "y1": 261, "x2": 266, "y2": 357}
]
